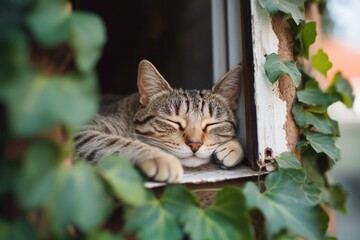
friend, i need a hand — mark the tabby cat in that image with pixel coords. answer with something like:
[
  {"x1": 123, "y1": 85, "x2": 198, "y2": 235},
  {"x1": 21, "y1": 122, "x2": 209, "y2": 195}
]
[{"x1": 74, "y1": 60, "x2": 244, "y2": 182}]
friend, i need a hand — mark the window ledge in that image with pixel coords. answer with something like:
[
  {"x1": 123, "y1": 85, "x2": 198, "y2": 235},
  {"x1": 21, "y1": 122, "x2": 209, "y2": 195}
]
[{"x1": 145, "y1": 164, "x2": 268, "y2": 188}]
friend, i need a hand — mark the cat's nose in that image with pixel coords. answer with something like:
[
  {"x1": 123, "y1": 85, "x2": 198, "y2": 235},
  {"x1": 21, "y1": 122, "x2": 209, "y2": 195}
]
[{"x1": 187, "y1": 142, "x2": 202, "y2": 153}]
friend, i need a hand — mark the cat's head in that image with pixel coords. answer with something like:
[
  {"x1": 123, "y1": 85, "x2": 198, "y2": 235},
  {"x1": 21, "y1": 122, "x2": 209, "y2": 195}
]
[{"x1": 133, "y1": 60, "x2": 242, "y2": 167}]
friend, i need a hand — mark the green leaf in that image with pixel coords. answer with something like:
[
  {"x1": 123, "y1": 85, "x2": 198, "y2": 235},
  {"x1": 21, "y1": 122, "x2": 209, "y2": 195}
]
[
  {"x1": 26, "y1": 2, "x2": 106, "y2": 73},
  {"x1": 304, "y1": 130, "x2": 339, "y2": 162},
  {"x1": 302, "y1": 148, "x2": 327, "y2": 185},
  {"x1": 311, "y1": 49, "x2": 333, "y2": 77},
  {"x1": 161, "y1": 184, "x2": 199, "y2": 218},
  {"x1": 26, "y1": 1, "x2": 70, "y2": 47},
  {"x1": 296, "y1": 89, "x2": 332, "y2": 107},
  {"x1": 272, "y1": 232, "x2": 303, "y2": 240},
  {"x1": 87, "y1": 230, "x2": 124, "y2": 240},
  {"x1": 0, "y1": 161, "x2": 18, "y2": 197},
  {"x1": 97, "y1": 155, "x2": 148, "y2": 206},
  {"x1": 292, "y1": 101, "x2": 339, "y2": 136},
  {"x1": 302, "y1": 149, "x2": 348, "y2": 212},
  {"x1": 2, "y1": 69, "x2": 99, "y2": 136},
  {"x1": 324, "y1": 237, "x2": 337, "y2": 240},
  {"x1": 15, "y1": 141, "x2": 59, "y2": 209},
  {"x1": 297, "y1": 21, "x2": 317, "y2": 59},
  {"x1": 0, "y1": 31, "x2": 28, "y2": 85},
  {"x1": 275, "y1": 152, "x2": 301, "y2": 169},
  {"x1": 124, "y1": 196, "x2": 183, "y2": 240},
  {"x1": 69, "y1": 12, "x2": 106, "y2": 73},
  {"x1": 258, "y1": 0, "x2": 304, "y2": 25},
  {"x1": 46, "y1": 162, "x2": 111, "y2": 233},
  {"x1": 297, "y1": 79, "x2": 338, "y2": 108},
  {"x1": 124, "y1": 185, "x2": 197, "y2": 240},
  {"x1": 0, "y1": 219, "x2": 37, "y2": 240},
  {"x1": 303, "y1": 182, "x2": 323, "y2": 205},
  {"x1": 326, "y1": 184, "x2": 348, "y2": 214},
  {"x1": 296, "y1": 140, "x2": 309, "y2": 150},
  {"x1": 328, "y1": 72, "x2": 355, "y2": 108},
  {"x1": 243, "y1": 169, "x2": 329, "y2": 239},
  {"x1": 125, "y1": 185, "x2": 253, "y2": 240},
  {"x1": 265, "y1": 53, "x2": 301, "y2": 87},
  {"x1": 181, "y1": 186, "x2": 253, "y2": 240},
  {"x1": 0, "y1": 0, "x2": 31, "y2": 34}
]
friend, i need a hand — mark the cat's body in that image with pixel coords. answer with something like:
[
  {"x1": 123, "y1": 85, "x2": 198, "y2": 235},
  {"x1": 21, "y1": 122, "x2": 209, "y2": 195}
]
[{"x1": 74, "y1": 60, "x2": 244, "y2": 182}]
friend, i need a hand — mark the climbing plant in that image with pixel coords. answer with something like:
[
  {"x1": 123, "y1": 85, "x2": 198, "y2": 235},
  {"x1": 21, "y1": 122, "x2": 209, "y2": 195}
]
[{"x1": 0, "y1": 0, "x2": 354, "y2": 239}]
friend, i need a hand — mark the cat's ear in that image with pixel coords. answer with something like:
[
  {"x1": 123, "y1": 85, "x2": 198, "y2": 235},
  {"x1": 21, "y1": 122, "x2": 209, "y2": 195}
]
[
  {"x1": 137, "y1": 60, "x2": 172, "y2": 106},
  {"x1": 212, "y1": 65, "x2": 242, "y2": 110}
]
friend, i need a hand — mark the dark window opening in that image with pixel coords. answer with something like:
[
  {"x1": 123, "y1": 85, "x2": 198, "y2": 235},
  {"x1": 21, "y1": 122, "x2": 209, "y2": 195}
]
[{"x1": 76, "y1": 0, "x2": 213, "y2": 94}]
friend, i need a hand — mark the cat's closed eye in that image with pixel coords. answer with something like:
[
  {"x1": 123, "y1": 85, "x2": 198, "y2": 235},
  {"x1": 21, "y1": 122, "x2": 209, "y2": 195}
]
[
  {"x1": 202, "y1": 122, "x2": 221, "y2": 131},
  {"x1": 164, "y1": 118, "x2": 185, "y2": 131}
]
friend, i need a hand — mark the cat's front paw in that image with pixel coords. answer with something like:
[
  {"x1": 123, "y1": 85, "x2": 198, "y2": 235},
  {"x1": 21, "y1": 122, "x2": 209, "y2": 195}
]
[
  {"x1": 135, "y1": 151, "x2": 183, "y2": 183},
  {"x1": 214, "y1": 140, "x2": 244, "y2": 168}
]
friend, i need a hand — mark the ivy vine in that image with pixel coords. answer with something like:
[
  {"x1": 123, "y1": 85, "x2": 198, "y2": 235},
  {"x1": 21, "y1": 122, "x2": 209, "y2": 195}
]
[{"x1": 0, "y1": 0, "x2": 354, "y2": 240}]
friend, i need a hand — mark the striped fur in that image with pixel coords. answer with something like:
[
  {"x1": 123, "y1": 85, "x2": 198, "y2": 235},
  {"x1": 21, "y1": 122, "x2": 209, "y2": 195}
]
[{"x1": 74, "y1": 60, "x2": 244, "y2": 182}]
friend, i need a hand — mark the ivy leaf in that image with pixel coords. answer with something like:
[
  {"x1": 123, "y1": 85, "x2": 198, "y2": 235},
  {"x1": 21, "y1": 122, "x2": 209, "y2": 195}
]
[
  {"x1": 258, "y1": 0, "x2": 304, "y2": 25},
  {"x1": 265, "y1": 53, "x2": 301, "y2": 87},
  {"x1": 297, "y1": 79, "x2": 338, "y2": 108},
  {"x1": 0, "y1": 219, "x2": 37, "y2": 240},
  {"x1": 97, "y1": 155, "x2": 148, "y2": 207},
  {"x1": 2, "y1": 69, "x2": 98, "y2": 136},
  {"x1": 327, "y1": 72, "x2": 355, "y2": 108},
  {"x1": 272, "y1": 232, "x2": 303, "y2": 240},
  {"x1": 180, "y1": 186, "x2": 253, "y2": 240},
  {"x1": 161, "y1": 184, "x2": 198, "y2": 218},
  {"x1": 0, "y1": 161, "x2": 19, "y2": 198},
  {"x1": 325, "y1": 184, "x2": 348, "y2": 214},
  {"x1": 87, "y1": 230, "x2": 124, "y2": 240},
  {"x1": 69, "y1": 12, "x2": 106, "y2": 73},
  {"x1": 15, "y1": 141, "x2": 59, "y2": 209},
  {"x1": 301, "y1": 148, "x2": 328, "y2": 185},
  {"x1": 302, "y1": 137, "x2": 348, "y2": 213},
  {"x1": 296, "y1": 140, "x2": 309, "y2": 150},
  {"x1": 0, "y1": 32, "x2": 29, "y2": 84},
  {"x1": 126, "y1": 185, "x2": 253, "y2": 240},
  {"x1": 304, "y1": 130, "x2": 339, "y2": 162},
  {"x1": 26, "y1": 1, "x2": 70, "y2": 47},
  {"x1": 311, "y1": 49, "x2": 333, "y2": 77},
  {"x1": 124, "y1": 194, "x2": 183, "y2": 240},
  {"x1": 296, "y1": 89, "x2": 332, "y2": 107},
  {"x1": 26, "y1": 2, "x2": 106, "y2": 73},
  {"x1": 303, "y1": 182, "x2": 323, "y2": 205},
  {"x1": 46, "y1": 162, "x2": 111, "y2": 233},
  {"x1": 275, "y1": 152, "x2": 301, "y2": 169},
  {"x1": 297, "y1": 21, "x2": 317, "y2": 59},
  {"x1": 292, "y1": 101, "x2": 339, "y2": 136},
  {"x1": 243, "y1": 169, "x2": 329, "y2": 239}
]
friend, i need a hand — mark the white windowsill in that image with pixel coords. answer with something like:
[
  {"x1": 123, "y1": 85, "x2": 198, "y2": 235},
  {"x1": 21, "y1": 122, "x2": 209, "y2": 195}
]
[{"x1": 145, "y1": 163, "x2": 268, "y2": 188}]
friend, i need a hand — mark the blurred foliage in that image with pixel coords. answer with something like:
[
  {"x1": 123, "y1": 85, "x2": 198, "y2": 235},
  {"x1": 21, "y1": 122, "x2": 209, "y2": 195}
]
[
  {"x1": 262, "y1": 0, "x2": 354, "y2": 239},
  {"x1": 311, "y1": 49, "x2": 333, "y2": 77},
  {"x1": 0, "y1": 0, "x2": 354, "y2": 239}
]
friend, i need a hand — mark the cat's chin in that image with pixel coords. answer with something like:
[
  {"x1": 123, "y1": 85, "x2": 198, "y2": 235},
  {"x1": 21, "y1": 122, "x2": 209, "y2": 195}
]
[{"x1": 179, "y1": 156, "x2": 211, "y2": 167}]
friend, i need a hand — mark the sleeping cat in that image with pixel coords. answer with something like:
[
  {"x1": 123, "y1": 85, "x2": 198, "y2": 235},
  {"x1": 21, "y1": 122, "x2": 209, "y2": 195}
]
[{"x1": 74, "y1": 60, "x2": 244, "y2": 182}]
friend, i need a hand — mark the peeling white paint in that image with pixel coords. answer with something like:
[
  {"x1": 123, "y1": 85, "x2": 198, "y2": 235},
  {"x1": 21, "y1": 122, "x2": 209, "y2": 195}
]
[{"x1": 251, "y1": 1, "x2": 288, "y2": 162}]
